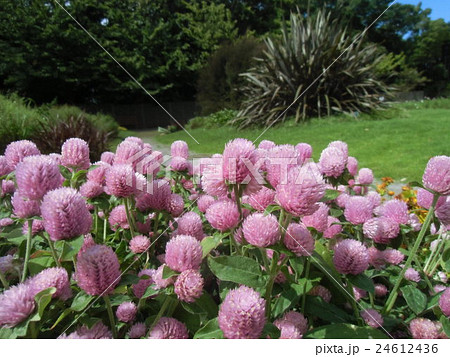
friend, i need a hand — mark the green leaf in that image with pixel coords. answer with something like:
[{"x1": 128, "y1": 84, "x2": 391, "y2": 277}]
[
  {"x1": 193, "y1": 318, "x2": 224, "y2": 339},
  {"x1": 71, "y1": 291, "x2": 95, "y2": 312},
  {"x1": 304, "y1": 323, "x2": 389, "y2": 339},
  {"x1": 59, "y1": 235, "x2": 84, "y2": 261},
  {"x1": 50, "y1": 309, "x2": 72, "y2": 329},
  {"x1": 321, "y1": 189, "x2": 341, "y2": 201},
  {"x1": 162, "y1": 265, "x2": 179, "y2": 279},
  {"x1": 408, "y1": 181, "x2": 424, "y2": 189},
  {"x1": 348, "y1": 274, "x2": 375, "y2": 294},
  {"x1": 289, "y1": 256, "x2": 305, "y2": 276},
  {"x1": 28, "y1": 255, "x2": 54, "y2": 275},
  {"x1": 262, "y1": 323, "x2": 280, "y2": 339},
  {"x1": 426, "y1": 291, "x2": 443, "y2": 310},
  {"x1": 304, "y1": 296, "x2": 354, "y2": 323},
  {"x1": 440, "y1": 315, "x2": 450, "y2": 338},
  {"x1": 272, "y1": 279, "x2": 318, "y2": 317},
  {"x1": 400, "y1": 285, "x2": 427, "y2": 315},
  {"x1": 201, "y1": 235, "x2": 222, "y2": 258},
  {"x1": 119, "y1": 273, "x2": 140, "y2": 286},
  {"x1": 207, "y1": 255, "x2": 268, "y2": 289},
  {"x1": 34, "y1": 287, "x2": 56, "y2": 318},
  {"x1": 141, "y1": 286, "x2": 159, "y2": 299}
]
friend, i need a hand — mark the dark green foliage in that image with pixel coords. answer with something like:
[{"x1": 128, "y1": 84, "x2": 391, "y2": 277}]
[
  {"x1": 197, "y1": 37, "x2": 263, "y2": 114},
  {"x1": 234, "y1": 10, "x2": 392, "y2": 128},
  {"x1": 186, "y1": 109, "x2": 236, "y2": 129}
]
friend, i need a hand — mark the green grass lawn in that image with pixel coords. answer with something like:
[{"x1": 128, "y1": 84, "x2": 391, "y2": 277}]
[{"x1": 142, "y1": 103, "x2": 450, "y2": 182}]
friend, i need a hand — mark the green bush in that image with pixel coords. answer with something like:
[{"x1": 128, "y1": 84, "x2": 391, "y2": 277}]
[
  {"x1": 186, "y1": 109, "x2": 237, "y2": 129},
  {"x1": 234, "y1": 10, "x2": 392, "y2": 128},
  {"x1": 196, "y1": 36, "x2": 263, "y2": 115}
]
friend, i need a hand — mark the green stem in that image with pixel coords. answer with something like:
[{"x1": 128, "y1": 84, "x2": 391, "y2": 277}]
[
  {"x1": 301, "y1": 257, "x2": 311, "y2": 313},
  {"x1": 148, "y1": 297, "x2": 171, "y2": 335},
  {"x1": 383, "y1": 194, "x2": 440, "y2": 315},
  {"x1": 346, "y1": 280, "x2": 362, "y2": 326},
  {"x1": 369, "y1": 293, "x2": 375, "y2": 309},
  {"x1": 124, "y1": 197, "x2": 135, "y2": 237},
  {"x1": 150, "y1": 211, "x2": 160, "y2": 257},
  {"x1": 264, "y1": 251, "x2": 280, "y2": 318},
  {"x1": 103, "y1": 214, "x2": 108, "y2": 243},
  {"x1": 103, "y1": 295, "x2": 118, "y2": 339},
  {"x1": 94, "y1": 206, "x2": 99, "y2": 239},
  {"x1": 234, "y1": 184, "x2": 243, "y2": 220},
  {"x1": 0, "y1": 269, "x2": 9, "y2": 289},
  {"x1": 414, "y1": 256, "x2": 434, "y2": 294},
  {"x1": 425, "y1": 233, "x2": 447, "y2": 276},
  {"x1": 46, "y1": 234, "x2": 61, "y2": 268},
  {"x1": 21, "y1": 220, "x2": 33, "y2": 283}
]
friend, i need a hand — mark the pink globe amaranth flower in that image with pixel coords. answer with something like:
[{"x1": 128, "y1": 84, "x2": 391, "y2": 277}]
[
  {"x1": 135, "y1": 179, "x2": 171, "y2": 212},
  {"x1": 336, "y1": 191, "x2": 350, "y2": 208},
  {"x1": 79, "y1": 180, "x2": 104, "y2": 198},
  {"x1": 197, "y1": 194, "x2": 215, "y2": 213},
  {"x1": 109, "y1": 205, "x2": 130, "y2": 231},
  {"x1": 218, "y1": 286, "x2": 265, "y2": 339},
  {"x1": 28, "y1": 267, "x2": 72, "y2": 301},
  {"x1": 439, "y1": 288, "x2": 450, "y2": 317},
  {"x1": 347, "y1": 156, "x2": 358, "y2": 176},
  {"x1": 0, "y1": 218, "x2": 13, "y2": 228},
  {"x1": 344, "y1": 196, "x2": 373, "y2": 225},
  {"x1": 352, "y1": 185, "x2": 364, "y2": 195},
  {"x1": 201, "y1": 161, "x2": 228, "y2": 198},
  {"x1": 167, "y1": 193, "x2": 184, "y2": 218},
  {"x1": 205, "y1": 200, "x2": 240, "y2": 232},
  {"x1": 116, "y1": 301, "x2": 137, "y2": 322},
  {"x1": 177, "y1": 211, "x2": 204, "y2": 241},
  {"x1": 368, "y1": 248, "x2": 383, "y2": 270},
  {"x1": 136, "y1": 216, "x2": 152, "y2": 234},
  {"x1": 374, "y1": 284, "x2": 388, "y2": 297},
  {"x1": 0, "y1": 255, "x2": 17, "y2": 278},
  {"x1": 436, "y1": 198, "x2": 450, "y2": 229},
  {"x1": 76, "y1": 245, "x2": 121, "y2": 296},
  {"x1": 295, "y1": 143, "x2": 313, "y2": 164},
  {"x1": 129, "y1": 322, "x2": 147, "y2": 339},
  {"x1": 87, "y1": 161, "x2": 110, "y2": 185},
  {"x1": 15, "y1": 155, "x2": 63, "y2": 200},
  {"x1": 171, "y1": 140, "x2": 189, "y2": 159},
  {"x1": 0, "y1": 155, "x2": 12, "y2": 176},
  {"x1": 383, "y1": 248, "x2": 405, "y2": 265},
  {"x1": 170, "y1": 156, "x2": 189, "y2": 172},
  {"x1": 0, "y1": 283, "x2": 35, "y2": 327},
  {"x1": 319, "y1": 146, "x2": 347, "y2": 178},
  {"x1": 132, "y1": 269, "x2": 156, "y2": 298},
  {"x1": 436, "y1": 272, "x2": 448, "y2": 284},
  {"x1": 5, "y1": 140, "x2": 40, "y2": 169},
  {"x1": 434, "y1": 285, "x2": 447, "y2": 294},
  {"x1": 284, "y1": 223, "x2": 315, "y2": 257},
  {"x1": 61, "y1": 138, "x2": 90, "y2": 170},
  {"x1": 309, "y1": 285, "x2": 332, "y2": 303},
  {"x1": 234, "y1": 226, "x2": 244, "y2": 244},
  {"x1": 105, "y1": 164, "x2": 136, "y2": 198},
  {"x1": 174, "y1": 269, "x2": 204, "y2": 303},
  {"x1": 409, "y1": 318, "x2": 440, "y2": 339},
  {"x1": 129, "y1": 235, "x2": 151, "y2": 254},
  {"x1": 380, "y1": 199, "x2": 409, "y2": 225},
  {"x1": 247, "y1": 186, "x2": 275, "y2": 211},
  {"x1": 41, "y1": 187, "x2": 92, "y2": 241},
  {"x1": 276, "y1": 163, "x2": 326, "y2": 217},
  {"x1": 113, "y1": 141, "x2": 142, "y2": 167},
  {"x1": 1, "y1": 179, "x2": 15, "y2": 197},
  {"x1": 422, "y1": 156, "x2": 450, "y2": 195},
  {"x1": 266, "y1": 144, "x2": 300, "y2": 187},
  {"x1": 100, "y1": 151, "x2": 115, "y2": 165},
  {"x1": 416, "y1": 188, "x2": 446, "y2": 210},
  {"x1": 357, "y1": 168, "x2": 374, "y2": 185},
  {"x1": 165, "y1": 235, "x2": 203, "y2": 273},
  {"x1": 333, "y1": 239, "x2": 369, "y2": 275},
  {"x1": 222, "y1": 138, "x2": 257, "y2": 184},
  {"x1": 153, "y1": 264, "x2": 176, "y2": 289},
  {"x1": 404, "y1": 267, "x2": 421, "y2": 282},
  {"x1": 77, "y1": 234, "x2": 96, "y2": 259},
  {"x1": 366, "y1": 191, "x2": 382, "y2": 208},
  {"x1": 274, "y1": 311, "x2": 308, "y2": 339},
  {"x1": 48, "y1": 153, "x2": 62, "y2": 164},
  {"x1": 328, "y1": 140, "x2": 348, "y2": 157},
  {"x1": 323, "y1": 216, "x2": 343, "y2": 239},
  {"x1": 60, "y1": 321, "x2": 112, "y2": 339},
  {"x1": 353, "y1": 286, "x2": 367, "y2": 301},
  {"x1": 242, "y1": 213, "x2": 280, "y2": 248},
  {"x1": 302, "y1": 202, "x2": 330, "y2": 233},
  {"x1": 148, "y1": 317, "x2": 189, "y2": 339},
  {"x1": 361, "y1": 309, "x2": 383, "y2": 329},
  {"x1": 124, "y1": 136, "x2": 144, "y2": 147},
  {"x1": 258, "y1": 140, "x2": 276, "y2": 150},
  {"x1": 363, "y1": 217, "x2": 399, "y2": 244}
]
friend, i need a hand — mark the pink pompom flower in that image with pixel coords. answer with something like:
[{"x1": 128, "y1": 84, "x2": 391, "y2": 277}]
[
  {"x1": 383, "y1": 249, "x2": 405, "y2": 265},
  {"x1": 0, "y1": 155, "x2": 12, "y2": 176},
  {"x1": 258, "y1": 140, "x2": 276, "y2": 150},
  {"x1": 274, "y1": 311, "x2": 308, "y2": 339},
  {"x1": 153, "y1": 264, "x2": 176, "y2": 289},
  {"x1": 374, "y1": 284, "x2": 388, "y2": 297},
  {"x1": 284, "y1": 223, "x2": 315, "y2": 257},
  {"x1": 135, "y1": 179, "x2": 171, "y2": 212},
  {"x1": 177, "y1": 212, "x2": 204, "y2": 241},
  {"x1": 357, "y1": 168, "x2": 374, "y2": 185},
  {"x1": 405, "y1": 268, "x2": 421, "y2": 282},
  {"x1": 60, "y1": 322, "x2": 112, "y2": 339},
  {"x1": 79, "y1": 180, "x2": 104, "y2": 199},
  {"x1": 61, "y1": 138, "x2": 90, "y2": 170},
  {"x1": 422, "y1": 156, "x2": 450, "y2": 195},
  {"x1": 167, "y1": 194, "x2": 184, "y2": 217},
  {"x1": 295, "y1": 143, "x2": 313, "y2": 164},
  {"x1": 129, "y1": 235, "x2": 151, "y2": 254},
  {"x1": 109, "y1": 205, "x2": 130, "y2": 231},
  {"x1": 218, "y1": 286, "x2": 266, "y2": 339},
  {"x1": 105, "y1": 164, "x2": 136, "y2": 198},
  {"x1": 242, "y1": 213, "x2": 281, "y2": 248},
  {"x1": 323, "y1": 216, "x2": 343, "y2": 239},
  {"x1": 266, "y1": 144, "x2": 300, "y2": 187},
  {"x1": 148, "y1": 317, "x2": 189, "y2": 339},
  {"x1": 380, "y1": 199, "x2": 409, "y2": 225},
  {"x1": 247, "y1": 186, "x2": 275, "y2": 211},
  {"x1": 302, "y1": 202, "x2": 329, "y2": 233},
  {"x1": 309, "y1": 285, "x2": 332, "y2": 303},
  {"x1": 41, "y1": 188, "x2": 92, "y2": 241},
  {"x1": 101, "y1": 152, "x2": 115, "y2": 165},
  {"x1": 205, "y1": 200, "x2": 240, "y2": 232},
  {"x1": 319, "y1": 146, "x2": 347, "y2": 178},
  {"x1": 165, "y1": 235, "x2": 203, "y2": 273},
  {"x1": 12, "y1": 192, "x2": 40, "y2": 218},
  {"x1": 5, "y1": 140, "x2": 40, "y2": 169},
  {"x1": 174, "y1": 269, "x2": 204, "y2": 303},
  {"x1": 361, "y1": 309, "x2": 383, "y2": 328},
  {"x1": 222, "y1": 138, "x2": 257, "y2": 184},
  {"x1": 132, "y1": 269, "x2": 156, "y2": 298},
  {"x1": 76, "y1": 245, "x2": 121, "y2": 296},
  {"x1": 344, "y1": 196, "x2": 373, "y2": 225},
  {"x1": 171, "y1": 140, "x2": 189, "y2": 159},
  {"x1": 116, "y1": 302, "x2": 137, "y2": 322},
  {"x1": 197, "y1": 194, "x2": 215, "y2": 213},
  {"x1": 333, "y1": 239, "x2": 369, "y2": 275},
  {"x1": 22, "y1": 219, "x2": 44, "y2": 237},
  {"x1": 363, "y1": 217, "x2": 399, "y2": 244},
  {"x1": 29, "y1": 267, "x2": 72, "y2": 301},
  {"x1": 0, "y1": 283, "x2": 35, "y2": 327},
  {"x1": 409, "y1": 318, "x2": 440, "y2": 339},
  {"x1": 129, "y1": 323, "x2": 146, "y2": 339},
  {"x1": 439, "y1": 288, "x2": 450, "y2": 317},
  {"x1": 347, "y1": 156, "x2": 358, "y2": 176}
]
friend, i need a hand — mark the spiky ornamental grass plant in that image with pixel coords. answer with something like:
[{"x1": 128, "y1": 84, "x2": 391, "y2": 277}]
[{"x1": 234, "y1": 10, "x2": 392, "y2": 128}]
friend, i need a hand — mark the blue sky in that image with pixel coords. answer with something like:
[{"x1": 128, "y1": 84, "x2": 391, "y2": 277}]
[{"x1": 397, "y1": 0, "x2": 450, "y2": 21}]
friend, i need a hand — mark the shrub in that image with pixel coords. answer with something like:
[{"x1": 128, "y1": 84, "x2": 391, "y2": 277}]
[
  {"x1": 186, "y1": 109, "x2": 237, "y2": 129},
  {"x1": 196, "y1": 36, "x2": 263, "y2": 115},
  {"x1": 234, "y1": 10, "x2": 392, "y2": 128}
]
